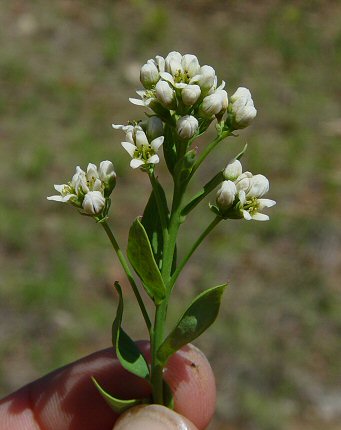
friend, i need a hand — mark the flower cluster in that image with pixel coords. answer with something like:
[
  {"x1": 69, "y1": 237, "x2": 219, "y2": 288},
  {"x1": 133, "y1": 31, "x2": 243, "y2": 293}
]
[
  {"x1": 127, "y1": 51, "x2": 256, "y2": 143},
  {"x1": 47, "y1": 161, "x2": 116, "y2": 216},
  {"x1": 112, "y1": 117, "x2": 164, "y2": 169},
  {"x1": 214, "y1": 159, "x2": 276, "y2": 221}
]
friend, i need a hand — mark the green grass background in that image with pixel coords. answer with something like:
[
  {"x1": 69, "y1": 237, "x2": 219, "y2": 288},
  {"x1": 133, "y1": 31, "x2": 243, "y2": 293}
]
[{"x1": 0, "y1": 1, "x2": 340, "y2": 429}]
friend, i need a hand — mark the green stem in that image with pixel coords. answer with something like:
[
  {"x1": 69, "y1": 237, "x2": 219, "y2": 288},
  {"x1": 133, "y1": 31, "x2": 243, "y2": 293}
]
[
  {"x1": 151, "y1": 301, "x2": 168, "y2": 404},
  {"x1": 101, "y1": 221, "x2": 152, "y2": 333},
  {"x1": 169, "y1": 216, "x2": 221, "y2": 290},
  {"x1": 181, "y1": 171, "x2": 224, "y2": 218},
  {"x1": 190, "y1": 131, "x2": 230, "y2": 180}
]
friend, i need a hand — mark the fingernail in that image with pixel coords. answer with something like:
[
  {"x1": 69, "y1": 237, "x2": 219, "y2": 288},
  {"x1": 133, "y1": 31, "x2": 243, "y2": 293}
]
[{"x1": 113, "y1": 404, "x2": 199, "y2": 430}]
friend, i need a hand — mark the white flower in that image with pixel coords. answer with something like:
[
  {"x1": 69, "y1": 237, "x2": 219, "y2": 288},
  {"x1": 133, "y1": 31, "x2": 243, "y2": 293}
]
[
  {"x1": 239, "y1": 190, "x2": 276, "y2": 221},
  {"x1": 47, "y1": 161, "x2": 116, "y2": 216},
  {"x1": 155, "y1": 80, "x2": 175, "y2": 109},
  {"x1": 140, "y1": 61, "x2": 160, "y2": 89},
  {"x1": 176, "y1": 115, "x2": 199, "y2": 140},
  {"x1": 229, "y1": 87, "x2": 257, "y2": 129},
  {"x1": 163, "y1": 52, "x2": 200, "y2": 84},
  {"x1": 114, "y1": 124, "x2": 164, "y2": 169},
  {"x1": 216, "y1": 180, "x2": 237, "y2": 212},
  {"x1": 236, "y1": 173, "x2": 275, "y2": 221},
  {"x1": 200, "y1": 89, "x2": 228, "y2": 119},
  {"x1": 181, "y1": 84, "x2": 201, "y2": 106},
  {"x1": 47, "y1": 184, "x2": 77, "y2": 203},
  {"x1": 82, "y1": 191, "x2": 105, "y2": 215},
  {"x1": 223, "y1": 159, "x2": 242, "y2": 181}
]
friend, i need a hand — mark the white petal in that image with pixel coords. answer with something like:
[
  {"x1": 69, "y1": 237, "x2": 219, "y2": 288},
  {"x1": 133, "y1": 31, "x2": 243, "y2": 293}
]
[
  {"x1": 159, "y1": 72, "x2": 175, "y2": 84},
  {"x1": 135, "y1": 130, "x2": 149, "y2": 148},
  {"x1": 238, "y1": 190, "x2": 246, "y2": 205},
  {"x1": 217, "y1": 80, "x2": 226, "y2": 90},
  {"x1": 150, "y1": 136, "x2": 164, "y2": 151},
  {"x1": 130, "y1": 159, "x2": 145, "y2": 169},
  {"x1": 112, "y1": 123, "x2": 126, "y2": 130},
  {"x1": 174, "y1": 82, "x2": 187, "y2": 89},
  {"x1": 242, "y1": 209, "x2": 252, "y2": 220},
  {"x1": 47, "y1": 194, "x2": 76, "y2": 202},
  {"x1": 54, "y1": 184, "x2": 65, "y2": 193},
  {"x1": 252, "y1": 213, "x2": 269, "y2": 221},
  {"x1": 121, "y1": 141, "x2": 136, "y2": 157},
  {"x1": 258, "y1": 198, "x2": 276, "y2": 209},
  {"x1": 147, "y1": 154, "x2": 160, "y2": 164},
  {"x1": 47, "y1": 195, "x2": 65, "y2": 202},
  {"x1": 129, "y1": 98, "x2": 146, "y2": 106}
]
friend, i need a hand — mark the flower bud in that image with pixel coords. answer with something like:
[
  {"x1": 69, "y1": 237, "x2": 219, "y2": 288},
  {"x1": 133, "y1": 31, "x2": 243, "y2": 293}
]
[
  {"x1": 165, "y1": 51, "x2": 183, "y2": 75},
  {"x1": 181, "y1": 84, "x2": 201, "y2": 106},
  {"x1": 216, "y1": 180, "x2": 237, "y2": 212},
  {"x1": 155, "y1": 80, "x2": 175, "y2": 109},
  {"x1": 181, "y1": 54, "x2": 200, "y2": 77},
  {"x1": 176, "y1": 115, "x2": 199, "y2": 140},
  {"x1": 190, "y1": 65, "x2": 216, "y2": 93},
  {"x1": 87, "y1": 163, "x2": 99, "y2": 181},
  {"x1": 145, "y1": 116, "x2": 164, "y2": 141},
  {"x1": 229, "y1": 87, "x2": 257, "y2": 129},
  {"x1": 248, "y1": 174, "x2": 269, "y2": 198},
  {"x1": 99, "y1": 160, "x2": 116, "y2": 196},
  {"x1": 223, "y1": 159, "x2": 242, "y2": 180},
  {"x1": 235, "y1": 171, "x2": 253, "y2": 194},
  {"x1": 140, "y1": 61, "x2": 159, "y2": 89},
  {"x1": 200, "y1": 89, "x2": 228, "y2": 119},
  {"x1": 72, "y1": 167, "x2": 88, "y2": 195},
  {"x1": 82, "y1": 191, "x2": 105, "y2": 215}
]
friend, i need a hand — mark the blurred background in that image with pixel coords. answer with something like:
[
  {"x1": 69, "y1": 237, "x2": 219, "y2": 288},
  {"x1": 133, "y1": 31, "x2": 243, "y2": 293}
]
[{"x1": 0, "y1": 1, "x2": 340, "y2": 429}]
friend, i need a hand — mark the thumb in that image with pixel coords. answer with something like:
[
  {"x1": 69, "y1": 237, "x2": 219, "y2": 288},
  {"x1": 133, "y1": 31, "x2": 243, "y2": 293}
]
[{"x1": 113, "y1": 404, "x2": 198, "y2": 430}]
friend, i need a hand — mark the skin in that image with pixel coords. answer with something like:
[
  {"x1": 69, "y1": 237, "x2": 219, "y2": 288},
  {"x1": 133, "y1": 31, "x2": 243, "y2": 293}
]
[{"x1": 0, "y1": 343, "x2": 216, "y2": 430}]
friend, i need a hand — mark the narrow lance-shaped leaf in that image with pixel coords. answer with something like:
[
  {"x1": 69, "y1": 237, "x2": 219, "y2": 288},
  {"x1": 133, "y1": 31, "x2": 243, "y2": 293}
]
[
  {"x1": 141, "y1": 180, "x2": 169, "y2": 269},
  {"x1": 127, "y1": 218, "x2": 166, "y2": 304},
  {"x1": 92, "y1": 377, "x2": 148, "y2": 414},
  {"x1": 112, "y1": 282, "x2": 150, "y2": 380},
  {"x1": 157, "y1": 284, "x2": 227, "y2": 364}
]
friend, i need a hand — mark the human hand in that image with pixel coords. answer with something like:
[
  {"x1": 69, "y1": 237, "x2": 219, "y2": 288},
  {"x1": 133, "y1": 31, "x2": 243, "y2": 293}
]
[{"x1": 0, "y1": 342, "x2": 216, "y2": 429}]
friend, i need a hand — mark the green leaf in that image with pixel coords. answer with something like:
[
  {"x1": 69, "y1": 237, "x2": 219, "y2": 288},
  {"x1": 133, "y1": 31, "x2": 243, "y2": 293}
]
[
  {"x1": 92, "y1": 377, "x2": 148, "y2": 413},
  {"x1": 157, "y1": 284, "x2": 227, "y2": 364},
  {"x1": 127, "y1": 218, "x2": 166, "y2": 304},
  {"x1": 112, "y1": 282, "x2": 150, "y2": 380},
  {"x1": 141, "y1": 182, "x2": 169, "y2": 269}
]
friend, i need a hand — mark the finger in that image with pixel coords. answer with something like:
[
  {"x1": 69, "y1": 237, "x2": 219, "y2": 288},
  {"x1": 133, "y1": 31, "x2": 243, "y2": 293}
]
[
  {"x1": 114, "y1": 404, "x2": 199, "y2": 430},
  {"x1": 0, "y1": 343, "x2": 216, "y2": 430},
  {"x1": 0, "y1": 347, "x2": 150, "y2": 430},
  {"x1": 164, "y1": 343, "x2": 216, "y2": 429}
]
